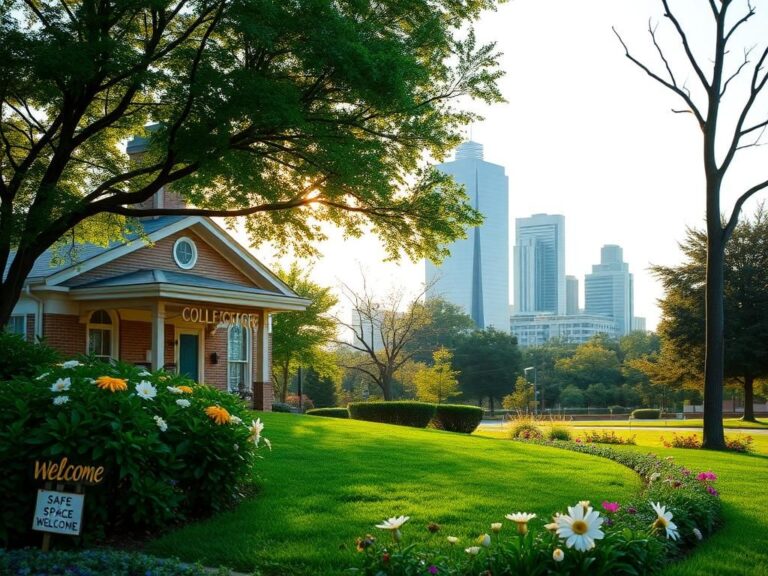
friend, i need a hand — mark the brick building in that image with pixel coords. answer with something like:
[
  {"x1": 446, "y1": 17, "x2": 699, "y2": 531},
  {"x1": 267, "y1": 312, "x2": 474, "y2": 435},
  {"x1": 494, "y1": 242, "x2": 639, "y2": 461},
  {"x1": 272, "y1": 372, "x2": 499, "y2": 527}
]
[{"x1": 5, "y1": 206, "x2": 309, "y2": 411}]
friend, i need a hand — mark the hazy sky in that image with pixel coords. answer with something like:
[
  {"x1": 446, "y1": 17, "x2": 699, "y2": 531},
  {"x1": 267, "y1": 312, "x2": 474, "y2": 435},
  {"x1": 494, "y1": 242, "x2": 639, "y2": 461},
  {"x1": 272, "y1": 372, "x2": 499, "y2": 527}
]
[{"x1": 255, "y1": 0, "x2": 768, "y2": 331}]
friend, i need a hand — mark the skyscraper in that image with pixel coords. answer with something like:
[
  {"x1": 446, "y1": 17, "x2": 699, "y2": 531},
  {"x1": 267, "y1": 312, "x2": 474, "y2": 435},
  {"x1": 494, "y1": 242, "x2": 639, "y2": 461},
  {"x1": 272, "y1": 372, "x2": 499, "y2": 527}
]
[
  {"x1": 425, "y1": 141, "x2": 509, "y2": 332},
  {"x1": 566, "y1": 275, "x2": 579, "y2": 315},
  {"x1": 513, "y1": 214, "x2": 566, "y2": 315},
  {"x1": 584, "y1": 244, "x2": 634, "y2": 335}
]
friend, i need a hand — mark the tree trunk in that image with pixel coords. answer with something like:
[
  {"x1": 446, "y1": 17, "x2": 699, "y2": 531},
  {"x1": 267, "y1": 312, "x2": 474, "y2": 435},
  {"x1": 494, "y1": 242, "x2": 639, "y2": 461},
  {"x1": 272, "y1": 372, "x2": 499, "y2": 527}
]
[
  {"x1": 702, "y1": 215, "x2": 726, "y2": 449},
  {"x1": 489, "y1": 396, "x2": 494, "y2": 417},
  {"x1": 742, "y1": 374, "x2": 756, "y2": 422}
]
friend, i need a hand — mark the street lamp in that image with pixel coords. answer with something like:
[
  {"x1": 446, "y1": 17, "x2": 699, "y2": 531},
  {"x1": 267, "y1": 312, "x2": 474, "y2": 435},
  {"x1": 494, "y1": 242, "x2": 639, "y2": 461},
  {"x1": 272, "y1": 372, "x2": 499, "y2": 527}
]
[{"x1": 524, "y1": 366, "x2": 538, "y2": 416}]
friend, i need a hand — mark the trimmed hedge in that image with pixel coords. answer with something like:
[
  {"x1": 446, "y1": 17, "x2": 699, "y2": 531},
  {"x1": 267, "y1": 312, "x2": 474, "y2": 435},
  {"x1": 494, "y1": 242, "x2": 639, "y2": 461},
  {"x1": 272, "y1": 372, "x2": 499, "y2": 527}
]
[
  {"x1": 348, "y1": 401, "x2": 436, "y2": 428},
  {"x1": 431, "y1": 404, "x2": 483, "y2": 433},
  {"x1": 271, "y1": 402, "x2": 294, "y2": 413},
  {"x1": 306, "y1": 407, "x2": 349, "y2": 419},
  {"x1": 631, "y1": 408, "x2": 662, "y2": 419}
]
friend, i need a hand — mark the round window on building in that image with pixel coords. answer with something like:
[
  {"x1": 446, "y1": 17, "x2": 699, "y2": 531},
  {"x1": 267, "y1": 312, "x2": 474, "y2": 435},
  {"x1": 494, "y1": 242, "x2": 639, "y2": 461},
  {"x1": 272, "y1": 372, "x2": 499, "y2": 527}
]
[{"x1": 173, "y1": 237, "x2": 198, "y2": 269}]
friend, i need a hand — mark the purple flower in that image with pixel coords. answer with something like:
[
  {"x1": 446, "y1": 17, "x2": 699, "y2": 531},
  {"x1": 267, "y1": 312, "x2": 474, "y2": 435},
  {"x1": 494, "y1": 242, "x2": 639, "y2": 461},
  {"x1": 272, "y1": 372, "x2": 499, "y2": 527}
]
[
  {"x1": 428, "y1": 566, "x2": 439, "y2": 575},
  {"x1": 602, "y1": 501, "x2": 620, "y2": 513},
  {"x1": 627, "y1": 506, "x2": 637, "y2": 515},
  {"x1": 706, "y1": 485, "x2": 719, "y2": 497}
]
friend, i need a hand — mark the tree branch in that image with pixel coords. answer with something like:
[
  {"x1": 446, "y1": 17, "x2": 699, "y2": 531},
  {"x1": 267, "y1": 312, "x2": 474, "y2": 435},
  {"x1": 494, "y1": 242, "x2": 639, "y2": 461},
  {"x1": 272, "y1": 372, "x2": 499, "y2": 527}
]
[
  {"x1": 661, "y1": 0, "x2": 711, "y2": 91},
  {"x1": 724, "y1": 178, "x2": 768, "y2": 241},
  {"x1": 613, "y1": 27, "x2": 706, "y2": 127}
]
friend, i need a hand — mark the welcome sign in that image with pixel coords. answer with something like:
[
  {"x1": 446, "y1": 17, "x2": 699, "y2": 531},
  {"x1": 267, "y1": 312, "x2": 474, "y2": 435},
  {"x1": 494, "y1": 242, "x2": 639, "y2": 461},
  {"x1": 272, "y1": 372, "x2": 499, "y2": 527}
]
[{"x1": 33, "y1": 490, "x2": 85, "y2": 536}]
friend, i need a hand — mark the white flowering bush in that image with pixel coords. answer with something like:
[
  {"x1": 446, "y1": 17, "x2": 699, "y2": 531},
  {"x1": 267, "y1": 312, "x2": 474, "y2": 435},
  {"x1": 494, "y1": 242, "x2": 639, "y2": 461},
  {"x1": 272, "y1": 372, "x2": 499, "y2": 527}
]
[{"x1": 0, "y1": 358, "x2": 269, "y2": 546}]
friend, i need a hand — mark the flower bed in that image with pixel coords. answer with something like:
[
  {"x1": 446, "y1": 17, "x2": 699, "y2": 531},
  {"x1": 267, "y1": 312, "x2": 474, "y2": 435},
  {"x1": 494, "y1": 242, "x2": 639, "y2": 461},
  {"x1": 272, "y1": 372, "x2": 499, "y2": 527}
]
[
  {"x1": 0, "y1": 548, "x2": 230, "y2": 576},
  {"x1": 352, "y1": 440, "x2": 722, "y2": 575},
  {"x1": 0, "y1": 358, "x2": 269, "y2": 546}
]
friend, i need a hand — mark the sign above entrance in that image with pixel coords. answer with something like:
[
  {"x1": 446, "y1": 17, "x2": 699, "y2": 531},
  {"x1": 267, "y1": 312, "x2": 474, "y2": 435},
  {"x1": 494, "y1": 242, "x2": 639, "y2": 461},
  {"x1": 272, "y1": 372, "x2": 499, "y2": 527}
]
[{"x1": 182, "y1": 307, "x2": 259, "y2": 329}]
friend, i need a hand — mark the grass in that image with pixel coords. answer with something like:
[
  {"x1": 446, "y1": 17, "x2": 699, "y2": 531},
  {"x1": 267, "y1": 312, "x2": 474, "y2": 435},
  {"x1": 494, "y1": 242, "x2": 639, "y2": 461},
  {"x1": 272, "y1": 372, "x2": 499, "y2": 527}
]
[
  {"x1": 148, "y1": 412, "x2": 640, "y2": 575},
  {"x1": 569, "y1": 418, "x2": 768, "y2": 429},
  {"x1": 477, "y1": 423, "x2": 768, "y2": 576}
]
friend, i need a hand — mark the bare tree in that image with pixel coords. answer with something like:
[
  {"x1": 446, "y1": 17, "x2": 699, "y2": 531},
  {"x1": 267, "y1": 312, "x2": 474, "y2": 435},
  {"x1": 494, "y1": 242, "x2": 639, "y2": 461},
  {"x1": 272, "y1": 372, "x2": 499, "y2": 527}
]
[
  {"x1": 335, "y1": 279, "x2": 431, "y2": 401},
  {"x1": 614, "y1": 0, "x2": 768, "y2": 449}
]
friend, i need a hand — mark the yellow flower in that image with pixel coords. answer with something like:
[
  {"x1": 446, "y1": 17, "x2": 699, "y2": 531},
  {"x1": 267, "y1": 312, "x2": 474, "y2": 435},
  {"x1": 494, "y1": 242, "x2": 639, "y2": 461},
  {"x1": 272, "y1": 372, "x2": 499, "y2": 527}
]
[
  {"x1": 96, "y1": 376, "x2": 128, "y2": 393},
  {"x1": 177, "y1": 385, "x2": 194, "y2": 394},
  {"x1": 205, "y1": 405, "x2": 231, "y2": 425}
]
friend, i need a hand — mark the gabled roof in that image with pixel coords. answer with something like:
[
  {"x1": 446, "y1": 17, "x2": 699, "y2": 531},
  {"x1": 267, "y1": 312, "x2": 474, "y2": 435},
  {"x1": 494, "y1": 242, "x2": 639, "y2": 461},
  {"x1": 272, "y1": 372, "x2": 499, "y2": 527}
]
[
  {"x1": 11, "y1": 215, "x2": 303, "y2": 304},
  {"x1": 6, "y1": 216, "x2": 185, "y2": 280}
]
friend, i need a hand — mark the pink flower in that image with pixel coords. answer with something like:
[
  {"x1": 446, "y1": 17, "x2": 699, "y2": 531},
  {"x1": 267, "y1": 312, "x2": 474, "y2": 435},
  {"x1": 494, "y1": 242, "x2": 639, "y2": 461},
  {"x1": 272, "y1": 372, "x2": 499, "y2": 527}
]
[
  {"x1": 697, "y1": 471, "x2": 717, "y2": 482},
  {"x1": 602, "y1": 501, "x2": 620, "y2": 513},
  {"x1": 428, "y1": 566, "x2": 439, "y2": 575}
]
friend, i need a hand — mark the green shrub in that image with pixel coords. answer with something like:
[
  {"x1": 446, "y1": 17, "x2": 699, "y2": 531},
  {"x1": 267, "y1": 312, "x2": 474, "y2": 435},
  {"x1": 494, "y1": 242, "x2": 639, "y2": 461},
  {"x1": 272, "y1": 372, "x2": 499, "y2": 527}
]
[
  {"x1": 547, "y1": 425, "x2": 572, "y2": 441},
  {"x1": 271, "y1": 402, "x2": 294, "y2": 413},
  {"x1": 507, "y1": 414, "x2": 543, "y2": 440},
  {"x1": 631, "y1": 408, "x2": 661, "y2": 419},
  {"x1": 0, "y1": 332, "x2": 60, "y2": 381},
  {"x1": 306, "y1": 407, "x2": 349, "y2": 419},
  {"x1": 431, "y1": 404, "x2": 484, "y2": 433},
  {"x1": 0, "y1": 548, "x2": 230, "y2": 575},
  {"x1": 348, "y1": 401, "x2": 436, "y2": 428},
  {"x1": 577, "y1": 430, "x2": 636, "y2": 445},
  {"x1": 0, "y1": 359, "x2": 269, "y2": 545}
]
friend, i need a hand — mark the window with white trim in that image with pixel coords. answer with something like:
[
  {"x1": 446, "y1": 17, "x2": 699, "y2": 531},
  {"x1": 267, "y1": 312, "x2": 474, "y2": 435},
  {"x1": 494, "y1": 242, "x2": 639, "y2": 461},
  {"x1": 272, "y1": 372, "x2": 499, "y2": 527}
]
[
  {"x1": 88, "y1": 310, "x2": 115, "y2": 361},
  {"x1": 4, "y1": 315, "x2": 26, "y2": 337},
  {"x1": 173, "y1": 236, "x2": 198, "y2": 269},
  {"x1": 227, "y1": 324, "x2": 250, "y2": 393}
]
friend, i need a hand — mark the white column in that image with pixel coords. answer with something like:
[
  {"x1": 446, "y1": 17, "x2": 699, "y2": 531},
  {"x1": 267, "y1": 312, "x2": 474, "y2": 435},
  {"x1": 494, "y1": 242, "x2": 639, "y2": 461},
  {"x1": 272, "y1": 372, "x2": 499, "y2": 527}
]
[
  {"x1": 151, "y1": 302, "x2": 165, "y2": 371},
  {"x1": 254, "y1": 312, "x2": 270, "y2": 383}
]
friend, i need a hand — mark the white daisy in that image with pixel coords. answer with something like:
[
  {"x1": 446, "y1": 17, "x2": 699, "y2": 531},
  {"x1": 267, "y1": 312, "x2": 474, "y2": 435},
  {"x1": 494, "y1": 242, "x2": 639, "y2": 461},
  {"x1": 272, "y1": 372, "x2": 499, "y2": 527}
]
[
  {"x1": 175, "y1": 399, "x2": 191, "y2": 408},
  {"x1": 555, "y1": 503, "x2": 605, "y2": 552},
  {"x1": 229, "y1": 415, "x2": 243, "y2": 425},
  {"x1": 50, "y1": 377, "x2": 71, "y2": 392},
  {"x1": 553, "y1": 548, "x2": 565, "y2": 562},
  {"x1": 506, "y1": 511, "x2": 537, "y2": 535},
  {"x1": 60, "y1": 360, "x2": 82, "y2": 369},
  {"x1": 375, "y1": 515, "x2": 410, "y2": 531},
  {"x1": 154, "y1": 415, "x2": 168, "y2": 432},
  {"x1": 53, "y1": 395, "x2": 70, "y2": 405},
  {"x1": 465, "y1": 546, "x2": 480, "y2": 555},
  {"x1": 650, "y1": 502, "x2": 679, "y2": 540},
  {"x1": 491, "y1": 522, "x2": 502, "y2": 533},
  {"x1": 447, "y1": 536, "x2": 459, "y2": 545},
  {"x1": 166, "y1": 386, "x2": 183, "y2": 394},
  {"x1": 135, "y1": 380, "x2": 157, "y2": 400}
]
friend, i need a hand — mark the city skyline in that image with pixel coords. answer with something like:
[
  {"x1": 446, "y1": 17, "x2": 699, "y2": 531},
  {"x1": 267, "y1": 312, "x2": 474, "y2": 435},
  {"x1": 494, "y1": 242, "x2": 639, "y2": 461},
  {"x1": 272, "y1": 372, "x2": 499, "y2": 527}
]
[{"x1": 250, "y1": 0, "x2": 768, "y2": 333}]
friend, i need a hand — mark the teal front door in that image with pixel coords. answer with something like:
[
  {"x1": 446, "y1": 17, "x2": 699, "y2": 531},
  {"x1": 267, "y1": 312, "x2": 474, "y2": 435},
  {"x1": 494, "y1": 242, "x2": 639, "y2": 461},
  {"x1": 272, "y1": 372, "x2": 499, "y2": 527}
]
[{"x1": 179, "y1": 333, "x2": 199, "y2": 382}]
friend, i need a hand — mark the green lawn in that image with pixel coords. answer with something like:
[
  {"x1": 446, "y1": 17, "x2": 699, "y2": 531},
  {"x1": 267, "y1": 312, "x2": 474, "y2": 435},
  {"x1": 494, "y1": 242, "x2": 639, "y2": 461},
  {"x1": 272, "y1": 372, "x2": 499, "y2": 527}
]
[
  {"x1": 570, "y1": 418, "x2": 768, "y2": 429},
  {"x1": 148, "y1": 413, "x2": 640, "y2": 575}
]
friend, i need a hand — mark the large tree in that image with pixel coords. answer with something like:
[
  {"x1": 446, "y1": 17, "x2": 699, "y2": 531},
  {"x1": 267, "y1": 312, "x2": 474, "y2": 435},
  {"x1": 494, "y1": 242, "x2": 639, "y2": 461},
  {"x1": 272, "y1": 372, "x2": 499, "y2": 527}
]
[
  {"x1": 614, "y1": 1, "x2": 768, "y2": 448},
  {"x1": 652, "y1": 207, "x2": 768, "y2": 421},
  {"x1": 271, "y1": 264, "x2": 338, "y2": 403},
  {"x1": 406, "y1": 297, "x2": 476, "y2": 363},
  {"x1": 336, "y1": 282, "x2": 431, "y2": 400},
  {"x1": 453, "y1": 328, "x2": 521, "y2": 414},
  {"x1": 0, "y1": 0, "x2": 502, "y2": 326}
]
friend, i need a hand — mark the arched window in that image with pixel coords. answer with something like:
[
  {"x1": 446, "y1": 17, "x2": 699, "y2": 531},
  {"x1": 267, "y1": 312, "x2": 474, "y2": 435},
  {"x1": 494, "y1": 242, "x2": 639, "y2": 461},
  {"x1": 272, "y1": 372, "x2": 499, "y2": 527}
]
[
  {"x1": 227, "y1": 324, "x2": 250, "y2": 393},
  {"x1": 88, "y1": 309, "x2": 117, "y2": 361}
]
